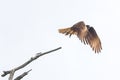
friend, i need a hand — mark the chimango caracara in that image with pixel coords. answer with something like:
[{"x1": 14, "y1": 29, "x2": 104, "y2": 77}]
[{"x1": 58, "y1": 21, "x2": 102, "y2": 53}]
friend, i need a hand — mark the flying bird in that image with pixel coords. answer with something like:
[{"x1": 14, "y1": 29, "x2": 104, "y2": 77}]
[{"x1": 58, "y1": 21, "x2": 102, "y2": 53}]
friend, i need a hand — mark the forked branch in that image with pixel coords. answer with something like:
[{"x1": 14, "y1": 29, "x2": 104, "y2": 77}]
[{"x1": 1, "y1": 47, "x2": 62, "y2": 80}]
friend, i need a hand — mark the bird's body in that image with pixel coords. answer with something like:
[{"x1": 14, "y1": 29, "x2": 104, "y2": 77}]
[{"x1": 58, "y1": 21, "x2": 102, "y2": 53}]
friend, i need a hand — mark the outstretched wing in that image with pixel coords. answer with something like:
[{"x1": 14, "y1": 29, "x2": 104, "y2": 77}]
[
  {"x1": 69, "y1": 25, "x2": 102, "y2": 53},
  {"x1": 58, "y1": 27, "x2": 77, "y2": 37},
  {"x1": 87, "y1": 27, "x2": 102, "y2": 53}
]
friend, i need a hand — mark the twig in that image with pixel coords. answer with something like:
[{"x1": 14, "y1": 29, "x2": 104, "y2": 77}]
[
  {"x1": 1, "y1": 47, "x2": 62, "y2": 77},
  {"x1": 14, "y1": 69, "x2": 32, "y2": 80}
]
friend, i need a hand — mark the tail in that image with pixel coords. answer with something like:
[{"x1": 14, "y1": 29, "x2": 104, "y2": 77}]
[{"x1": 58, "y1": 27, "x2": 76, "y2": 37}]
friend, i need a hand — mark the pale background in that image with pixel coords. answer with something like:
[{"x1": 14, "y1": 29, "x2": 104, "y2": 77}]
[{"x1": 0, "y1": 0, "x2": 120, "y2": 80}]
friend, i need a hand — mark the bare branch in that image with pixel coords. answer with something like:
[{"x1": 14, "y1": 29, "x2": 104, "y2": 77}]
[
  {"x1": 1, "y1": 47, "x2": 62, "y2": 77},
  {"x1": 14, "y1": 69, "x2": 32, "y2": 80}
]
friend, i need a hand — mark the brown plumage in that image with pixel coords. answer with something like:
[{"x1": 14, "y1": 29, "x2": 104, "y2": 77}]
[{"x1": 58, "y1": 21, "x2": 102, "y2": 53}]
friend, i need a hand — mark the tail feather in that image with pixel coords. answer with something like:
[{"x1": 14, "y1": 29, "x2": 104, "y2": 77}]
[{"x1": 58, "y1": 27, "x2": 76, "y2": 37}]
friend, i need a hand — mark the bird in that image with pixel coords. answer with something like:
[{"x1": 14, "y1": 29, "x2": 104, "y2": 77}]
[{"x1": 58, "y1": 21, "x2": 102, "y2": 53}]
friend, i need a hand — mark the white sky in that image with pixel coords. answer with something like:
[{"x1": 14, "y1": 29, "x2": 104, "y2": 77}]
[{"x1": 0, "y1": 0, "x2": 120, "y2": 80}]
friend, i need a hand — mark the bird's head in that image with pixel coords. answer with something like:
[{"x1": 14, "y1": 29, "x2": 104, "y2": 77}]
[{"x1": 86, "y1": 25, "x2": 91, "y2": 29}]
